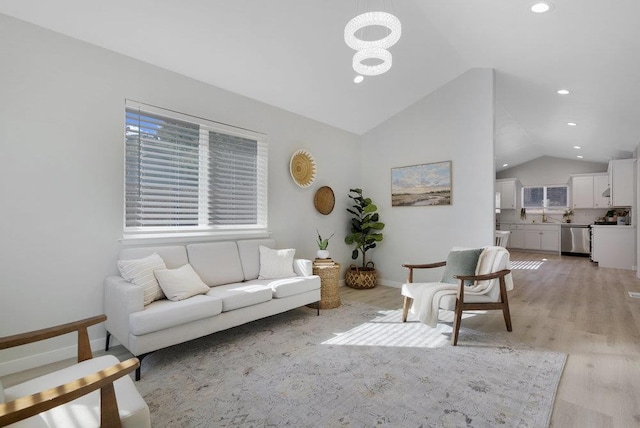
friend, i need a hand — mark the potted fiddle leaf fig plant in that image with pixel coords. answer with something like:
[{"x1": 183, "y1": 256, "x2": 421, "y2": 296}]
[{"x1": 344, "y1": 188, "x2": 384, "y2": 289}]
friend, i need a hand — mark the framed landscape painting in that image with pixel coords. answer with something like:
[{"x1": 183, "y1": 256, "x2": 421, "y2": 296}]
[{"x1": 391, "y1": 161, "x2": 452, "y2": 206}]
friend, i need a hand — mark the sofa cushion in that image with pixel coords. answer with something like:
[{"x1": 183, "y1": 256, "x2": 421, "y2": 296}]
[
  {"x1": 237, "y1": 239, "x2": 276, "y2": 280},
  {"x1": 245, "y1": 276, "x2": 321, "y2": 299},
  {"x1": 205, "y1": 283, "x2": 272, "y2": 312},
  {"x1": 186, "y1": 242, "x2": 245, "y2": 286},
  {"x1": 119, "y1": 245, "x2": 188, "y2": 269},
  {"x1": 4, "y1": 355, "x2": 149, "y2": 428},
  {"x1": 117, "y1": 253, "x2": 167, "y2": 305},
  {"x1": 154, "y1": 264, "x2": 210, "y2": 301},
  {"x1": 258, "y1": 246, "x2": 296, "y2": 279},
  {"x1": 129, "y1": 295, "x2": 222, "y2": 335}
]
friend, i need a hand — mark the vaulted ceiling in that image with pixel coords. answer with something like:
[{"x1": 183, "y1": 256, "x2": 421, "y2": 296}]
[{"x1": 2, "y1": 0, "x2": 639, "y2": 170}]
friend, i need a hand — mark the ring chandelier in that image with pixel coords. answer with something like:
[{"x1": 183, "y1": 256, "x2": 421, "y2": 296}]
[{"x1": 344, "y1": 11, "x2": 401, "y2": 76}]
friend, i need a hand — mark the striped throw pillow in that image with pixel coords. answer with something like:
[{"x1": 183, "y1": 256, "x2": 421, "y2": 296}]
[{"x1": 117, "y1": 253, "x2": 167, "y2": 305}]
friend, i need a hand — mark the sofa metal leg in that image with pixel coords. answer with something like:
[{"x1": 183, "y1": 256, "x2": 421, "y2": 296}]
[
  {"x1": 135, "y1": 352, "x2": 151, "y2": 381},
  {"x1": 317, "y1": 304, "x2": 320, "y2": 316},
  {"x1": 105, "y1": 331, "x2": 111, "y2": 352}
]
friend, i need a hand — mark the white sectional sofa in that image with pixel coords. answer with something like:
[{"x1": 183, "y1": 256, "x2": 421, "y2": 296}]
[{"x1": 104, "y1": 239, "x2": 320, "y2": 379}]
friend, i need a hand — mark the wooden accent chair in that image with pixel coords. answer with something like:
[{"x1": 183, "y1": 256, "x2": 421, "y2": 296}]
[
  {"x1": 401, "y1": 247, "x2": 513, "y2": 345},
  {"x1": 0, "y1": 315, "x2": 150, "y2": 427}
]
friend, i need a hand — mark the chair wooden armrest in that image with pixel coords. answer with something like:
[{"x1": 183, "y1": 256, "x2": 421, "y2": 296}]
[
  {"x1": 0, "y1": 358, "x2": 140, "y2": 427},
  {"x1": 402, "y1": 261, "x2": 446, "y2": 283},
  {"x1": 0, "y1": 315, "x2": 106, "y2": 363}
]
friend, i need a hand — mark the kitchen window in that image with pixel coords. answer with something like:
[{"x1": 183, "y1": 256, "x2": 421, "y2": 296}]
[
  {"x1": 522, "y1": 185, "x2": 568, "y2": 209},
  {"x1": 124, "y1": 101, "x2": 267, "y2": 237}
]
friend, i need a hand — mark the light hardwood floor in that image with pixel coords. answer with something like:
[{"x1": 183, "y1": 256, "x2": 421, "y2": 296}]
[{"x1": 342, "y1": 250, "x2": 640, "y2": 428}]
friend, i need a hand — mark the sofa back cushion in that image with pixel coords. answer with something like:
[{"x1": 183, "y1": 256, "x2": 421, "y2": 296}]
[
  {"x1": 119, "y1": 245, "x2": 188, "y2": 269},
  {"x1": 187, "y1": 242, "x2": 244, "y2": 286},
  {"x1": 237, "y1": 239, "x2": 276, "y2": 280}
]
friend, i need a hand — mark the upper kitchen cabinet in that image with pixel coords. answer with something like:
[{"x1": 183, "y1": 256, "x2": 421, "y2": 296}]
[
  {"x1": 570, "y1": 173, "x2": 610, "y2": 209},
  {"x1": 593, "y1": 173, "x2": 611, "y2": 208},
  {"x1": 496, "y1": 178, "x2": 521, "y2": 209},
  {"x1": 608, "y1": 159, "x2": 636, "y2": 207}
]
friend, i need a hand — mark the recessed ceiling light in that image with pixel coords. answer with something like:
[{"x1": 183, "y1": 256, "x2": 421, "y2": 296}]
[
  {"x1": 557, "y1": 89, "x2": 570, "y2": 95},
  {"x1": 531, "y1": 2, "x2": 551, "y2": 13},
  {"x1": 502, "y1": 163, "x2": 509, "y2": 168},
  {"x1": 354, "y1": 75, "x2": 364, "y2": 84},
  {"x1": 577, "y1": 155, "x2": 584, "y2": 159},
  {"x1": 567, "y1": 122, "x2": 577, "y2": 126},
  {"x1": 574, "y1": 146, "x2": 581, "y2": 149}
]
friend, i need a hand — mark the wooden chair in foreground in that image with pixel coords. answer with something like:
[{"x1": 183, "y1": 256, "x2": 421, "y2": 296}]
[
  {"x1": 0, "y1": 315, "x2": 150, "y2": 427},
  {"x1": 401, "y1": 246, "x2": 513, "y2": 345}
]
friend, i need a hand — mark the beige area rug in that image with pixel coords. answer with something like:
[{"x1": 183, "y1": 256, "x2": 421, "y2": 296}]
[{"x1": 135, "y1": 301, "x2": 566, "y2": 427}]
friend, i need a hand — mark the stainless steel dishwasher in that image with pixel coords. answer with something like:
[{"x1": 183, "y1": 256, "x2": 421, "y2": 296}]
[{"x1": 560, "y1": 224, "x2": 590, "y2": 256}]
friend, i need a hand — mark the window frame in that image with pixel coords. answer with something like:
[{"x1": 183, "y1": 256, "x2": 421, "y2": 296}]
[
  {"x1": 122, "y1": 100, "x2": 268, "y2": 242},
  {"x1": 521, "y1": 184, "x2": 569, "y2": 210}
]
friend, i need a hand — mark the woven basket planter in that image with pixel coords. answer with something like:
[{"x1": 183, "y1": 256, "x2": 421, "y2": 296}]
[{"x1": 345, "y1": 263, "x2": 377, "y2": 289}]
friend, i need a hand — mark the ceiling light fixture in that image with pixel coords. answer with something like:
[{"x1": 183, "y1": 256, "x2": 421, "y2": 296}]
[
  {"x1": 354, "y1": 75, "x2": 364, "y2": 83},
  {"x1": 557, "y1": 89, "x2": 570, "y2": 95},
  {"x1": 577, "y1": 155, "x2": 584, "y2": 159},
  {"x1": 574, "y1": 145, "x2": 581, "y2": 149},
  {"x1": 502, "y1": 163, "x2": 509, "y2": 168},
  {"x1": 531, "y1": 2, "x2": 551, "y2": 13},
  {"x1": 345, "y1": 11, "x2": 401, "y2": 77},
  {"x1": 567, "y1": 122, "x2": 577, "y2": 126}
]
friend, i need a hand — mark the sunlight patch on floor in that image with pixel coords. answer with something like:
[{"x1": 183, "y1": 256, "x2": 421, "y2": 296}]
[
  {"x1": 321, "y1": 309, "x2": 479, "y2": 348},
  {"x1": 510, "y1": 260, "x2": 545, "y2": 270}
]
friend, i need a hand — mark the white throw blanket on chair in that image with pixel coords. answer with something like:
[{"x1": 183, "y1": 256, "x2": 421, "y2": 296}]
[{"x1": 407, "y1": 246, "x2": 513, "y2": 328}]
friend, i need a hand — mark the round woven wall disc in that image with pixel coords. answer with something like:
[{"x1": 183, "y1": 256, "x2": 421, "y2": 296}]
[
  {"x1": 314, "y1": 186, "x2": 335, "y2": 215},
  {"x1": 290, "y1": 150, "x2": 316, "y2": 188}
]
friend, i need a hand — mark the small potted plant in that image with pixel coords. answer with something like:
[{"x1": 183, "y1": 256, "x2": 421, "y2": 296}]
[
  {"x1": 316, "y1": 230, "x2": 334, "y2": 259},
  {"x1": 344, "y1": 188, "x2": 385, "y2": 289},
  {"x1": 563, "y1": 209, "x2": 574, "y2": 223}
]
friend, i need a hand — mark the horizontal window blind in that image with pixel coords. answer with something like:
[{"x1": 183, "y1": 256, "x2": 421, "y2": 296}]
[{"x1": 124, "y1": 102, "x2": 267, "y2": 233}]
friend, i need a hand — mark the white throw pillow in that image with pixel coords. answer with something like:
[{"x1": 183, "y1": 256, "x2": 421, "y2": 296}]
[
  {"x1": 117, "y1": 253, "x2": 167, "y2": 305},
  {"x1": 258, "y1": 246, "x2": 296, "y2": 279},
  {"x1": 154, "y1": 264, "x2": 210, "y2": 301}
]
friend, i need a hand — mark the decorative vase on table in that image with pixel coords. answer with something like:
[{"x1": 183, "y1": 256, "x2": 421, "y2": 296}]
[
  {"x1": 316, "y1": 250, "x2": 330, "y2": 259},
  {"x1": 316, "y1": 231, "x2": 334, "y2": 260}
]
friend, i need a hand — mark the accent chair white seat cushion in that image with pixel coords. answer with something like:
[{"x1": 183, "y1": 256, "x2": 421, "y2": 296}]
[{"x1": 4, "y1": 355, "x2": 150, "y2": 428}]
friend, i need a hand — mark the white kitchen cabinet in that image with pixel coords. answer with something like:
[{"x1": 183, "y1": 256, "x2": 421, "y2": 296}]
[
  {"x1": 524, "y1": 225, "x2": 560, "y2": 252},
  {"x1": 593, "y1": 173, "x2": 611, "y2": 208},
  {"x1": 571, "y1": 175, "x2": 594, "y2": 208},
  {"x1": 570, "y1": 173, "x2": 610, "y2": 208},
  {"x1": 508, "y1": 224, "x2": 525, "y2": 248},
  {"x1": 591, "y1": 225, "x2": 635, "y2": 269},
  {"x1": 608, "y1": 159, "x2": 635, "y2": 207},
  {"x1": 496, "y1": 179, "x2": 520, "y2": 209}
]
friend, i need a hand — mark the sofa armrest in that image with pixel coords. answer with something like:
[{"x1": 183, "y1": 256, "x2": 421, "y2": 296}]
[
  {"x1": 104, "y1": 276, "x2": 145, "y2": 350},
  {"x1": 293, "y1": 259, "x2": 313, "y2": 277}
]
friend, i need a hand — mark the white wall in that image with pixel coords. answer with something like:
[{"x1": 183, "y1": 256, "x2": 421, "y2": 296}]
[
  {"x1": 359, "y1": 69, "x2": 496, "y2": 285},
  {"x1": 0, "y1": 15, "x2": 360, "y2": 374},
  {"x1": 497, "y1": 156, "x2": 607, "y2": 185}
]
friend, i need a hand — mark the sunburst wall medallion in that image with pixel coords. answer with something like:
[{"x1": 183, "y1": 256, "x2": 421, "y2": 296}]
[{"x1": 290, "y1": 149, "x2": 316, "y2": 188}]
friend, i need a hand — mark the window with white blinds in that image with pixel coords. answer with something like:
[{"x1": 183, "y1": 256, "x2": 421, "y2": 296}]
[{"x1": 124, "y1": 101, "x2": 267, "y2": 234}]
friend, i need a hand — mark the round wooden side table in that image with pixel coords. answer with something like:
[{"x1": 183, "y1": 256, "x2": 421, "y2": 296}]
[{"x1": 309, "y1": 261, "x2": 341, "y2": 309}]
